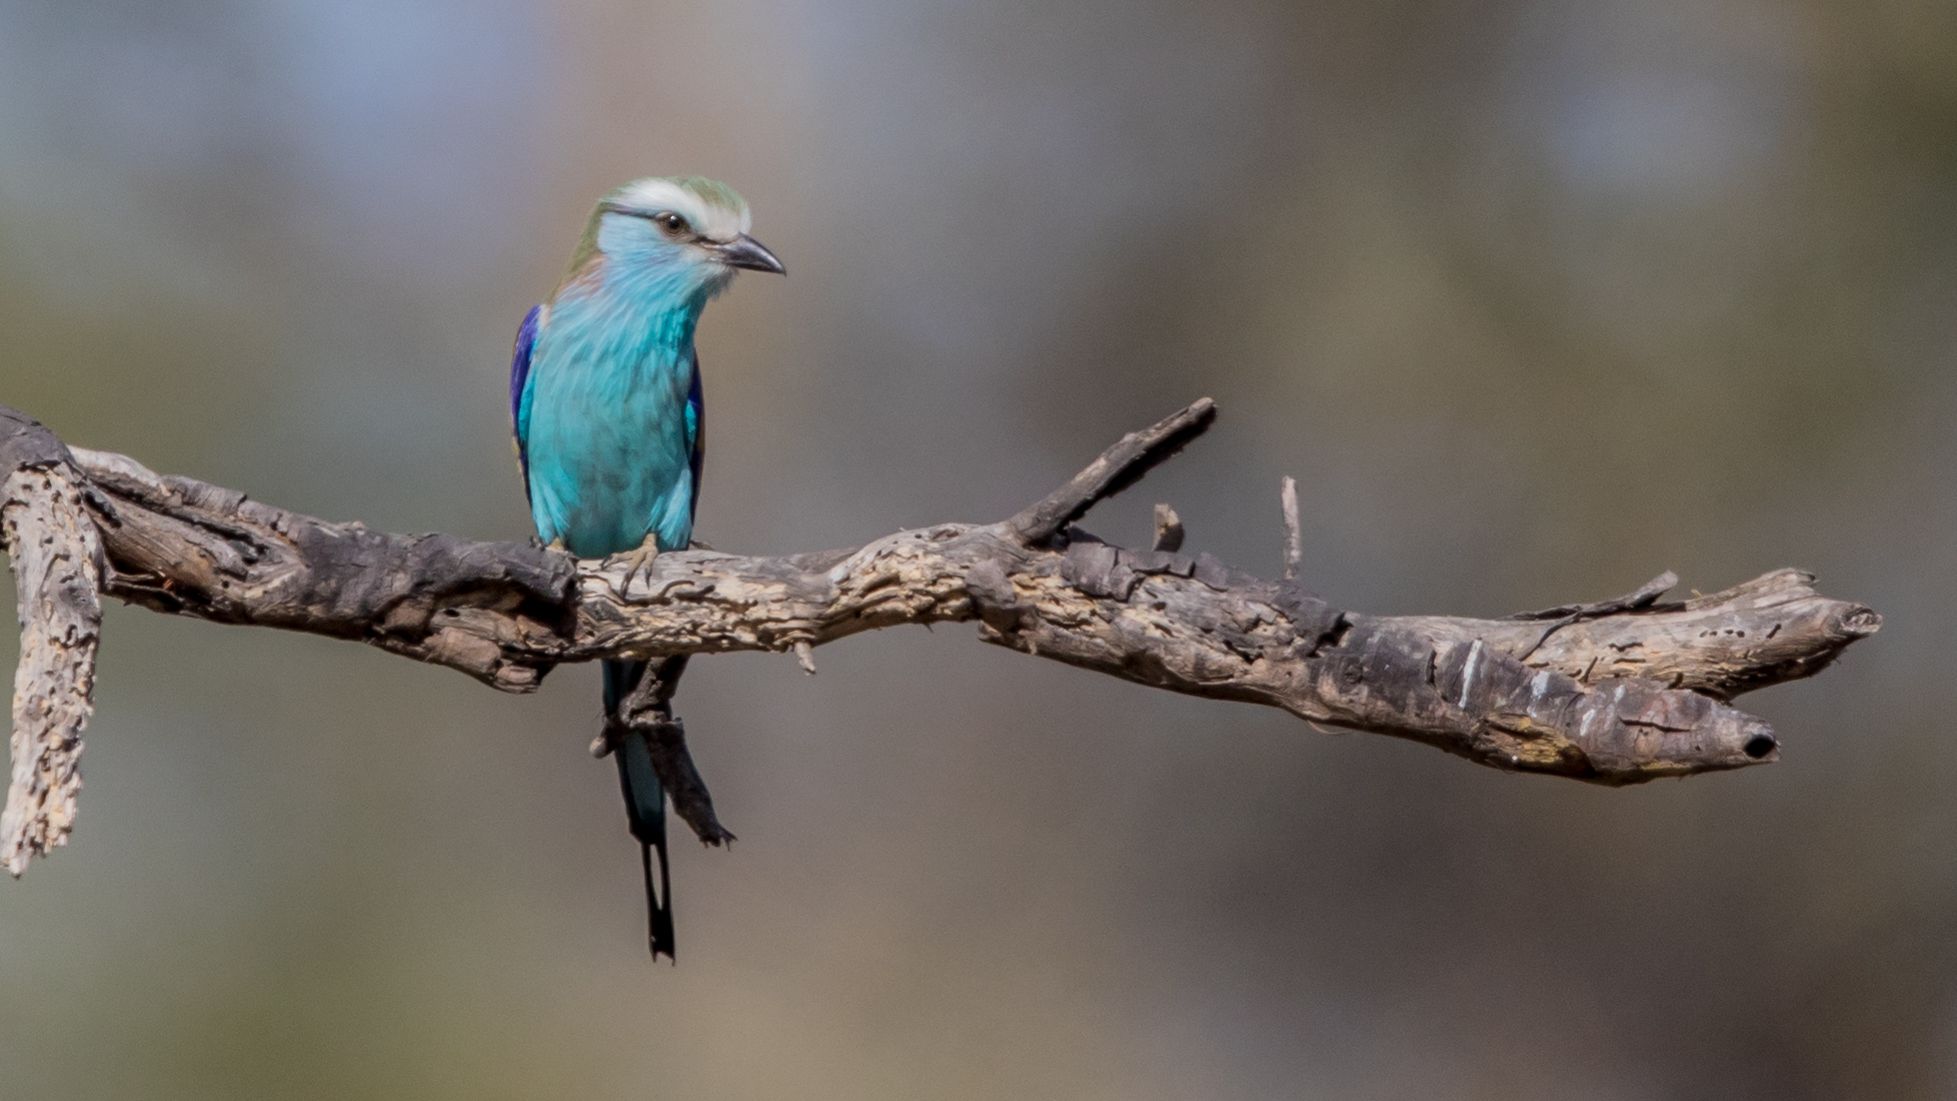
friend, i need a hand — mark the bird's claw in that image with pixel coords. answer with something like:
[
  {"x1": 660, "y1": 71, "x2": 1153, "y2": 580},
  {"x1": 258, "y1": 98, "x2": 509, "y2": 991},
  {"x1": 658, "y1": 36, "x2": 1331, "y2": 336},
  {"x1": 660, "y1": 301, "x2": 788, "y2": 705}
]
[{"x1": 613, "y1": 538, "x2": 661, "y2": 595}]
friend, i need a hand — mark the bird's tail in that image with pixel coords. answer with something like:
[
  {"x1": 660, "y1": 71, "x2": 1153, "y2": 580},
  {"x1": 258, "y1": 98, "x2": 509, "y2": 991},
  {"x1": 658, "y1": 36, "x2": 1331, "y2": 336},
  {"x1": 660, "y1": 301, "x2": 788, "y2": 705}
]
[{"x1": 605, "y1": 657, "x2": 678, "y2": 961}]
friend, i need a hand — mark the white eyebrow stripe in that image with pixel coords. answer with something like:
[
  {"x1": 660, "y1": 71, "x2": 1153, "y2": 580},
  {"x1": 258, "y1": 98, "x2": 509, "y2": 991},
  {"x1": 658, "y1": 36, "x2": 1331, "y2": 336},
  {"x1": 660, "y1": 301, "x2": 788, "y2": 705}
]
[{"x1": 612, "y1": 179, "x2": 748, "y2": 240}]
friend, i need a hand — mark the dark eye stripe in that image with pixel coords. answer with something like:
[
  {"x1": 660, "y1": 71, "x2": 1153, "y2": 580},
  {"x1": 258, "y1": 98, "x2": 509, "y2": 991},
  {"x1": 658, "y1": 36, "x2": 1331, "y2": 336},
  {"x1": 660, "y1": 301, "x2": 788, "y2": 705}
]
[{"x1": 599, "y1": 201, "x2": 698, "y2": 237}]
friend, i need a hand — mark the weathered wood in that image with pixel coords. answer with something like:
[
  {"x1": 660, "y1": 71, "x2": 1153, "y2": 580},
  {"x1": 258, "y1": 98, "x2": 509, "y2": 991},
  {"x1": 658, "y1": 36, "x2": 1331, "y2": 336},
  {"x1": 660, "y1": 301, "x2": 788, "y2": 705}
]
[
  {"x1": 0, "y1": 409, "x2": 102, "y2": 874},
  {"x1": 1279, "y1": 475, "x2": 1302, "y2": 580},
  {"x1": 1151, "y1": 503, "x2": 1184, "y2": 554},
  {"x1": 0, "y1": 400, "x2": 1880, "y2": 863},
  {"x1": 1008, "y1": 399, "x2": 1216, "y2": 544}
]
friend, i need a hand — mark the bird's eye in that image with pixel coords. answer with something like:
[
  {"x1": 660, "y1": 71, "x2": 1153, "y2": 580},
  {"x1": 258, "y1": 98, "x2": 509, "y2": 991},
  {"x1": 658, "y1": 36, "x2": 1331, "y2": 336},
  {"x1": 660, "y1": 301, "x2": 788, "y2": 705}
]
[{"x1": 655, "y1": 212, "x2": 688, "y2": 236}]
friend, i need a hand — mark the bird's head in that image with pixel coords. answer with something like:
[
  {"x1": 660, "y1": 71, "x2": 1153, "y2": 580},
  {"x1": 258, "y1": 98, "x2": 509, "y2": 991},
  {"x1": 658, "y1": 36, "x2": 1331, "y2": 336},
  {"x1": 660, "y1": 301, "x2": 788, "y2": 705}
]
[{"x1": 572, "y1": 176, "x2": 784, "y2": 300}]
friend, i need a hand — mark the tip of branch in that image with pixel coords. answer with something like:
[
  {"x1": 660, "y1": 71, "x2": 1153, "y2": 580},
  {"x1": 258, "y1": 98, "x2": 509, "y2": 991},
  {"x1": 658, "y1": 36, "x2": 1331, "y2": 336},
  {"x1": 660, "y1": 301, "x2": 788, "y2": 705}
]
[
  {"x1": 1152, "y1": 503, "x2": 1185, "y2": 553},
  {"x1": 1839, "y1": 607, "x2": 1883, "y2": 637},
  {"x1": 793, "y1": 640, "x2": 817, "y2": 675},
  {"x1": 1279, "y1": 476, "x2": 1302, "y2": 581}
]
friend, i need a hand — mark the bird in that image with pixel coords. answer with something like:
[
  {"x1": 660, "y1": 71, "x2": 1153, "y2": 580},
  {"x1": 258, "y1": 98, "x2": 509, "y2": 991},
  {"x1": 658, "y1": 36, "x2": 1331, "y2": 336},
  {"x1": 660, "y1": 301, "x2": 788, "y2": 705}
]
[{"x1": 508, "y1": 176, "x2": 784, "y2": 960}]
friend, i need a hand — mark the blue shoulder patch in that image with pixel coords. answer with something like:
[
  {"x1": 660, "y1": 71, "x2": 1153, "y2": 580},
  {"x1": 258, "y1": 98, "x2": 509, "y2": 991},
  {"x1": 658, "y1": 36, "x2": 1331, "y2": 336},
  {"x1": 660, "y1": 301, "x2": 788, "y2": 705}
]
[{"x1": 510, "y1": 304, "x2": 542, "y2": 498}]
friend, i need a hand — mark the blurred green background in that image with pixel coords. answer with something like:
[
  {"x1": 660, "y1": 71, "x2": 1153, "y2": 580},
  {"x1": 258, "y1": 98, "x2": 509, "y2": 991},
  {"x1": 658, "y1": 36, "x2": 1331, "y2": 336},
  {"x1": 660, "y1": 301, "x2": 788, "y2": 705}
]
[{"x1": 1, "y1": 2, "x2": 1952, "y2": 1098}]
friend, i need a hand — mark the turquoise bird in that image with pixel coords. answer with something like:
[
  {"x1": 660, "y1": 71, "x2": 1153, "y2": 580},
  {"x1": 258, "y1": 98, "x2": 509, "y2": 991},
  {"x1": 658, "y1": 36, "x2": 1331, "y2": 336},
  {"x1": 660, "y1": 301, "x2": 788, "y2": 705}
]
[{"x1": 510, "y1": 177, "x2": 784, "y2": 960}]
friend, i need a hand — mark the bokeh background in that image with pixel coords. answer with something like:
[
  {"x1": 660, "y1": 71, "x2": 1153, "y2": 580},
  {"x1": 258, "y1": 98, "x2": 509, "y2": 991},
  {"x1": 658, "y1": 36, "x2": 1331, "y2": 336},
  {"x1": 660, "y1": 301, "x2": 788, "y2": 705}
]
[{"x1": 1, "y1": 2, "x2": 1952, "y2": 1098}]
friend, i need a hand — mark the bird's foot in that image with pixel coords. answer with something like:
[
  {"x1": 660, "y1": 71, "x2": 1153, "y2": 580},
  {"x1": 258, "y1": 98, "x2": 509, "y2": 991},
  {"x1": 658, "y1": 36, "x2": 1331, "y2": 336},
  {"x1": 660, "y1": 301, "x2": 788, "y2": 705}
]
[{"x1": 611, "y1": 536, "x2": 661, "y2": 594}]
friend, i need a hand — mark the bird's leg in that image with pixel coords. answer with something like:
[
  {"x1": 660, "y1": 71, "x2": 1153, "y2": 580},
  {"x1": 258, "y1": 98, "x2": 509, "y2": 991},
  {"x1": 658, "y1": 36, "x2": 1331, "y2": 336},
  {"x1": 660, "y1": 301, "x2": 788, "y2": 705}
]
[{"x1": 611, "y1": 533, "x2": 662, "y2": 594}]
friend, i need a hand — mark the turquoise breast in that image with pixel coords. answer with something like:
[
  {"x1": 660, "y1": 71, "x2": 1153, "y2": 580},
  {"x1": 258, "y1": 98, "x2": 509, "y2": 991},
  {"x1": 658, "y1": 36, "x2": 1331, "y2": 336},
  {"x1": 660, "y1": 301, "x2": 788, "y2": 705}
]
[{"x1": 521, "y1": 288, "x2": 699, "y2": 558}]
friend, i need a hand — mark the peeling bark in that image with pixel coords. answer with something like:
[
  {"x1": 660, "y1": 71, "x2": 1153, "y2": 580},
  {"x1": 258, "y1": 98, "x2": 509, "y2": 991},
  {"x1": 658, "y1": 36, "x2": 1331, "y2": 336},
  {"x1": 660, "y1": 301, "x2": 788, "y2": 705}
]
[{"x1": 0, "y1": 400, "x2": 1880, "y2": 863}]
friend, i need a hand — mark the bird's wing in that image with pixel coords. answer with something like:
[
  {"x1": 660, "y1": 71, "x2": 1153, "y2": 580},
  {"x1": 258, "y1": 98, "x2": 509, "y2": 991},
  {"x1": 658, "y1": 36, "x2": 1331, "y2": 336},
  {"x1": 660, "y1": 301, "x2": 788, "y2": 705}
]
[
  {"x1": 686, "y1": 348, "x2": 705, "y2": 523},
  {"x1": 510, "y1": 303, "x2": 543, "y2": 502}
]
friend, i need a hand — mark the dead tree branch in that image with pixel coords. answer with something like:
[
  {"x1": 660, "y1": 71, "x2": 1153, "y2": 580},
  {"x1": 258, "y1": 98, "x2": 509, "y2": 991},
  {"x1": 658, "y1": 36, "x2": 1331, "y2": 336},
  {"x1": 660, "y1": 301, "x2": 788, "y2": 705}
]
[
  {"x1": 0, "y1": 400, "x2": 1880, "y2": 866},
  {"x1": 0, "y1": 410, "x2": 102, "y2": 873}
]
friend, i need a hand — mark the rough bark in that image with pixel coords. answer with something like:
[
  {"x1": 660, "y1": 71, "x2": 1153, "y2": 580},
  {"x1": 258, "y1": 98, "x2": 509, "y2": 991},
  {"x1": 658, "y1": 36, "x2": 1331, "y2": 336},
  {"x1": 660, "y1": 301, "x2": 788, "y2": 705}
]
[
  {"x1": 0, "y1": 400, "x2": 1880, "y2": 862},
  {"x1": 0, "y1": 410, "x2": 102, "y2": 873}
]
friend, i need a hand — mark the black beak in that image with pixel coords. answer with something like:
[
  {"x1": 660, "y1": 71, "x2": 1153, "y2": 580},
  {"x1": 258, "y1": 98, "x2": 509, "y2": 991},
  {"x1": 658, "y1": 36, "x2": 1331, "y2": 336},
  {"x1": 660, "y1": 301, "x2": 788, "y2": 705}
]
[{"x1": 714, "y1": 234, "x2": 785, "y2": 275}]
